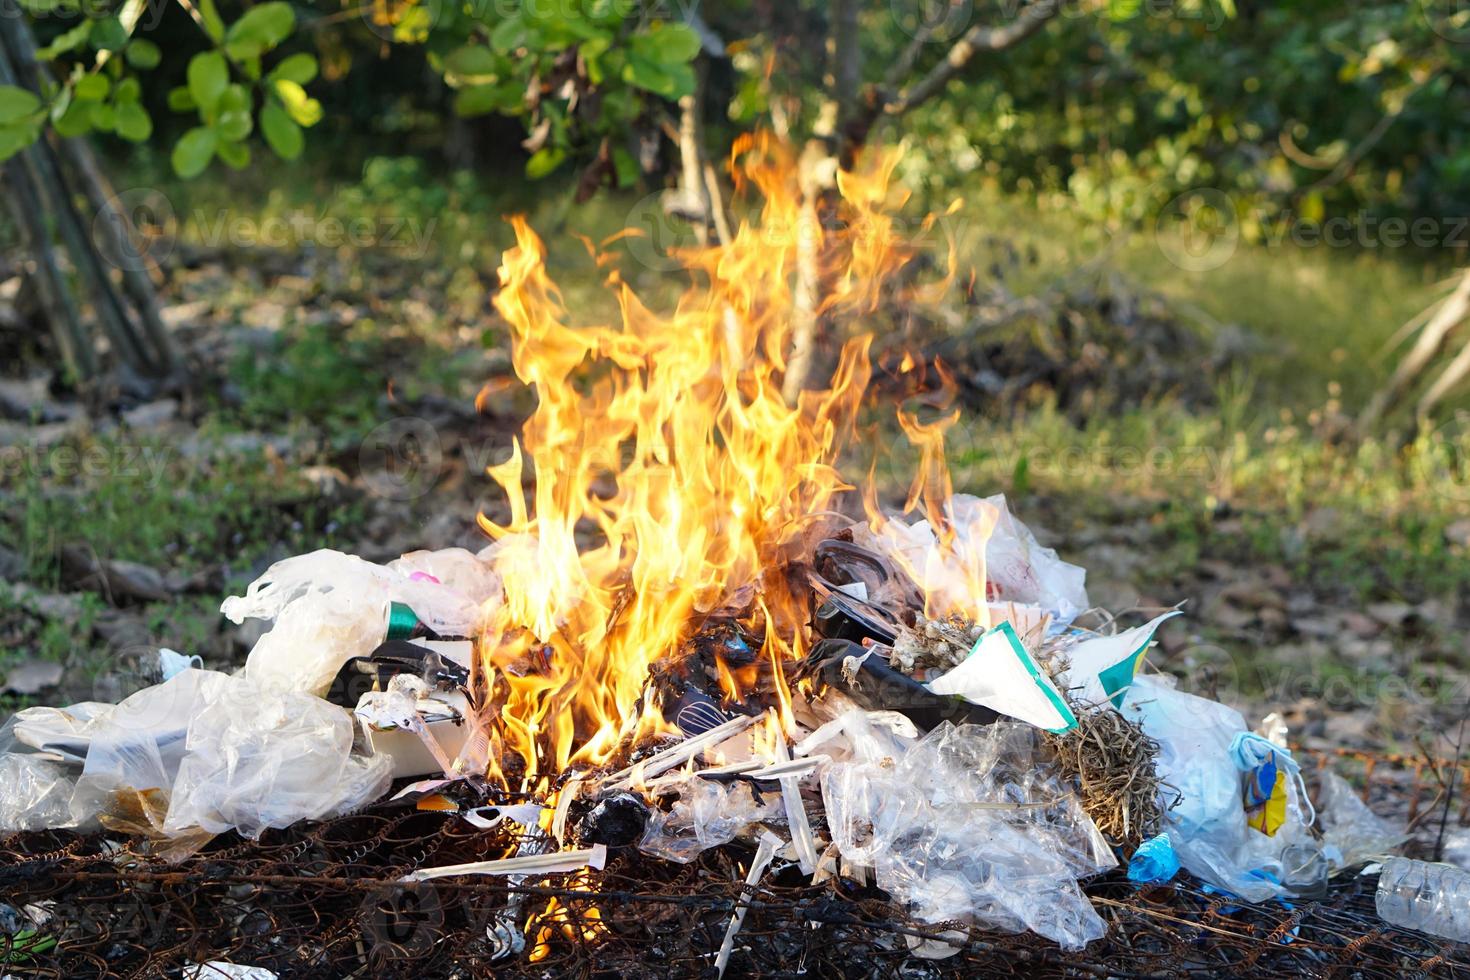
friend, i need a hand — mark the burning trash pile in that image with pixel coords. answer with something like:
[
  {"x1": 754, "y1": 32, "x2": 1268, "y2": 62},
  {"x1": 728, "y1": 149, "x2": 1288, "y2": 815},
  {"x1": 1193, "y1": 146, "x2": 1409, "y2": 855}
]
[{"x1": 0, "y1": 138, "x2": 1456, "y2": 971}]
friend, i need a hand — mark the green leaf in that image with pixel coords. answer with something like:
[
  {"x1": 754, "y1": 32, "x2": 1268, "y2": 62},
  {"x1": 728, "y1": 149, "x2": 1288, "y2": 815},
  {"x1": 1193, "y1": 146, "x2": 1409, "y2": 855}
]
[
  {"x1": 259, "y1": 102, "x2": 302, "y2": 159},
  {"x1": 224, "y1": 1, "x2": 295, "y2": 60},
  {"x1": 17, "y1": 0, "x2": 61, "y2": 13},
  {"x1": 444, "y1": 44, "x2": 499, "y2": 78},
  {"x1": 611, "y1": 146, "x2": 638, "y2": 187},
  {"x1": 453, "y1": 82, "x2": 520, "y2": 116},
  {"x1": 268, "y1": 52, "x2": 317, "y2": 85},
  {"x1": 114, "y1": 101, "x2": 151, "y2": 141},
  {"x1": 622, "y1": 53, "x2": 694, "y2": 100},
  {"x1": 524, "y1": 145, "x2": 565, "y2": 179},
  {"x1": 0, "y1": 85, "x2": 40, "y2": 124},
  {"x1": 52, "y1": 101, "x2": 92, "y2": 137},
  {"x1": 490, "y1": 16, "x2": 529, "y2": 54},
  {"x1": 89, "y1": 102, "x2": 115, "y2": 132},
  {"x1": 36, "y1": 21, "x2": 91, "y2": 60},
  {"x1": 196, "y1": 0, "x2": 226, "y2": 42},
  {"x1": 0, "y1": 123, "x2": 37, "y2": 162},
  {"x1": 213, "y1": 84, "x2": 252, "y2": 140},
  {"x1": 216, "y1": 138, "x2": 250, "y2": 169},
  {"x1": 74, "y1": 73, "x2": 110, "y2": 102},
  {"x1": 114, "y1": 77, "x2": 142, "y2": 104},
  {"x1": 89, "y1": 16, "x2": 129, "y2": 52},
  {"x1": 642, "y1": 23, "x2": 700, "y2": 63},
  {"x1": 188, "y1": 51, "x2": 228, "y2": 113},
  {"x1": 125, "y1": 38, "x2": 162, "y2": 69},
  {"x1": 167, "y1": 86, "x2": 196, "y2": 112},
  {"x1": 272, "y1": 79, "x2": 322, "y2": 127},
  {"x1": 171, "y1": 126, "x2": 217, "y2": 177}
]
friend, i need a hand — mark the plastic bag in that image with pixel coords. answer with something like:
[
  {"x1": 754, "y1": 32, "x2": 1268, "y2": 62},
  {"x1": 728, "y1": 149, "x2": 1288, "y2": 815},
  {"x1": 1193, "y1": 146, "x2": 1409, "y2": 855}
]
[
  {"x1": 223, "y1": 549, "x2": 488, "y2": 697},
  {"x1": 818, "y1": 715, "x2": 1109, "y2": 950},
  {"x1": 1128, "y1": 834, "x2": 1181, "y2": 884},
  {"x1": 0, "y1": 718, "x2": 75, "y2": 832},
  {"x1": 638, "y1": 777, "x2": 781, "y2": 864},
  {"x1": 70, "y1": 669, "x2": 232, "y2": 835},
  {"x1": 0, "y1": 669, "x2": 390, "y2": 851},
  {"x1": 388, "y1": 548, "x2": 501, "y2": 605},
  {"x1": 165, "y1": 673, "x2": 392, "y2": 840},
  {"x1": 980, "y1": 494, "x2": 1089, "y2": 624},
  {"x1": 1122, "y1": 675, "x2": 1311, "y2": 902},
  {"x1": 1317, "y1": 770, "x2": 1406, "y2": 869},
  {"x1": 863, "y1": 494, "x2": 1088, "y2": 626}
]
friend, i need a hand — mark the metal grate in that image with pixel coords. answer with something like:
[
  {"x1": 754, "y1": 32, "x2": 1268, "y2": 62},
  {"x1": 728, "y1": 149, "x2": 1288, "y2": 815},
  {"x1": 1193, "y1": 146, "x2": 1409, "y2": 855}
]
[{"x1": 1, "y1": 753, "x2": 1467, "y2": 978}]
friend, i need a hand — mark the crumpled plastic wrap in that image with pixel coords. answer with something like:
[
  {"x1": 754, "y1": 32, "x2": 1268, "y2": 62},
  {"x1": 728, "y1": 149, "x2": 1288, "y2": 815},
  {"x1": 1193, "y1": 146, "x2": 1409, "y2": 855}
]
[
  {"x1": 0, "y1": 719, "x2": 75, "y2": 832},
  {"x1": 638, "y1": 777, "x2": 783, "y2": 864},
  {"x1": 0, "y1": 669, "x2": 391, "y2": 854},
  {"x1": 810, "y1": 710, "x2": 1111, "y2": 951},
  {"x1": 222, "y1": 548, "x2": 496, "y2": 697},
  {"x1": 164, "y1": 675, "x2": 392, "y2": 840},
  {"x1": 863, "y1": 493, "x2": 1088, "y2": 626},
  {"x1": 1316, "y1": 770, "x2": 1407, "y2": 869},
  {"x1": 1123, "y1": 674, "x2": 1314, "y2": 902}
]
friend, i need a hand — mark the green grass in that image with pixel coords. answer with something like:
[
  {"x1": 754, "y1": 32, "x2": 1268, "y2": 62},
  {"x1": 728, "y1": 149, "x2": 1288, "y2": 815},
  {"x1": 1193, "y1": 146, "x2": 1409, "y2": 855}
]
[
  {"x1": 5, "y1": 428, "x2": 366, "y2": 587},
  {"x1": 933, "y1": 395, "x2": 1470, "y2": 606}
]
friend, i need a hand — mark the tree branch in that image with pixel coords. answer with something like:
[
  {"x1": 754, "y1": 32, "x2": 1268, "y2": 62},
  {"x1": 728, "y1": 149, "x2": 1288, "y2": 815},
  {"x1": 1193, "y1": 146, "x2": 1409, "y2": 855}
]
[{"x1": 883, "y1": 0, "x2": 1061, "y2": 119}]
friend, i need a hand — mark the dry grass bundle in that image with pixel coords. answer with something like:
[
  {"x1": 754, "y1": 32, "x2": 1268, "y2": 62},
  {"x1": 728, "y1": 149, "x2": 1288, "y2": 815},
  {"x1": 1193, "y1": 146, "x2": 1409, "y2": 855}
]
[{"x1": 1044, "y1": 705, "x2": 1164, "y2": 849}]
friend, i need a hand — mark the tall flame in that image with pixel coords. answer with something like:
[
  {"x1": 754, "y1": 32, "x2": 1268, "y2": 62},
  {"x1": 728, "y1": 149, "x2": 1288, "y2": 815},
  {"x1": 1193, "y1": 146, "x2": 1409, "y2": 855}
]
[{"x1": 476, "y1": 135, "x2": 944, "y2": 784}]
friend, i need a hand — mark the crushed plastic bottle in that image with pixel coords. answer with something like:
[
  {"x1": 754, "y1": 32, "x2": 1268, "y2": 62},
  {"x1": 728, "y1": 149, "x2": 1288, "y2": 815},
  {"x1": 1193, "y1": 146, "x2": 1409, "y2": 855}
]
[{"x1": 1375, "y1": 857, "x2": 1470, "y2": 943}]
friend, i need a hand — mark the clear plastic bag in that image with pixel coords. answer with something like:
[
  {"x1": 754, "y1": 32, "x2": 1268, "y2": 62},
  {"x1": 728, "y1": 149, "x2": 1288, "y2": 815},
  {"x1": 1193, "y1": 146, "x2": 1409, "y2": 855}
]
[
  {"x1": 818, "y1": 716, "x2": 1110, "y2": 950},
  {"x1": 1317, "y1": 770, "x2": 1406, "y2": 869},
  {"x1": 164, "y1": 673, "x2": 392, "y2": 840},
  {"x1": 1122, "y1": 675, "x2": 1311, "y2": 902},
  {"x1": 0, "y1": 717, "x2": 75, "y2": 832},
  {"x1": 223, "y1": 549, "x2": 488, "y2": 697},
  {"x1": 1, "y1": 668, "x2": 390, "y2": 851},
  {"x1": 638, "y1": 776, "x2": 782, "y2": 864},
  {"x1": 862, "y1": 494, "x2": 1088, "y2": 625}
]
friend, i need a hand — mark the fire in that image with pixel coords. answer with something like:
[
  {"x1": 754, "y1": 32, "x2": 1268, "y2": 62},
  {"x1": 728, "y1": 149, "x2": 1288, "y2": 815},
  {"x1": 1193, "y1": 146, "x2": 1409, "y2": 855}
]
[{"x1": 474, "y1": 134, "x2": 960, "y2": 785}]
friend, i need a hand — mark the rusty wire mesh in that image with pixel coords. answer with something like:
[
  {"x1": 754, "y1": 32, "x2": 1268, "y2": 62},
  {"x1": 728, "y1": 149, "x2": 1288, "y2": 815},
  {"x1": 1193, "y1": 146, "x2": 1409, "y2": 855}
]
[{"x1": 0, "y1": 751, "x2": 1467, "y2": 979}]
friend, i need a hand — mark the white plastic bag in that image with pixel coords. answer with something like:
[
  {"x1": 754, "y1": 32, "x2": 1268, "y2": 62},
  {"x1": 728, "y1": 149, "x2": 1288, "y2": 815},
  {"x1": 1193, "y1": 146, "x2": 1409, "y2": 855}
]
[
  {"x1": 165, "y1": 673, "x2": 392, "y2": 839},
  {"x1": 979, "y1": 494, "x2": 1089, "y2": 624},
  {"x1": 1122, "y1": 675, "x2": 1310, "y2": 902},
  {"x1": 864, "y1": 493, "x2": 1088, "y2": 626},
  {"x1": 223, "y1": 549, "x2": 489, "y2": 697}
]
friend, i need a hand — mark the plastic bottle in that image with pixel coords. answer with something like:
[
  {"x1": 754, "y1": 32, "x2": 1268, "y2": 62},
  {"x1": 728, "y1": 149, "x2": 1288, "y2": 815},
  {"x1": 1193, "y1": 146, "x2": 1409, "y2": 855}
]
[{"x1": 1375, "y1": 857, "x2": 1470, "y2": 942}]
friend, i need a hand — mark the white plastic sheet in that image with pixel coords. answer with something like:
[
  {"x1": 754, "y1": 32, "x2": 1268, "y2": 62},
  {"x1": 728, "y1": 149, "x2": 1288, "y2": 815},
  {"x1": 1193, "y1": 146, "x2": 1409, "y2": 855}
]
[
  {"x1": 222, "y1": 549, "x2": 494, "y2": 697},
  {"x1": 865, "y1": 493, "x2": 1089, "y2": 626},
  {"x1": 0, "y1": 669, "x2": 391, "y2": 852}
]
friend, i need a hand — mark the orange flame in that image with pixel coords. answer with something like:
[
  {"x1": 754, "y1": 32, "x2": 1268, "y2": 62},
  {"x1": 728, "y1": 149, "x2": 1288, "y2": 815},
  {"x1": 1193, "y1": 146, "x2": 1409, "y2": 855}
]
[{"x1": 475, "y1": 134, "x2": 963, "y2": 784}]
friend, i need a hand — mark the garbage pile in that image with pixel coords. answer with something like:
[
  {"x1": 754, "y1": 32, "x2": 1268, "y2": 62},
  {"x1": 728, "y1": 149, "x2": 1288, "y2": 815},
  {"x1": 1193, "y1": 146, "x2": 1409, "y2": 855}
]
[{"x1": 0, "y1": 491, "x2": 1446, "y2": 969}]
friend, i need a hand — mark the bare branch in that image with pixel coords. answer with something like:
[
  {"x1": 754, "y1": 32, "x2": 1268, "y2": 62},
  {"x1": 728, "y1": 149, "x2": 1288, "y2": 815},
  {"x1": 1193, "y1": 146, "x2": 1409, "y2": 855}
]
[{"x1": 883, "y1": 0, "x2": 1061, "y2": 119}]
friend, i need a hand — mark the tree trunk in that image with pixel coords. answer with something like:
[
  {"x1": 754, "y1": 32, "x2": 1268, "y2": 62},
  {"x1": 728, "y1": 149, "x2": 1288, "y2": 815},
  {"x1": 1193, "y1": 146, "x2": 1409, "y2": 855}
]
[{"x1": 0, "y1": 8, "x2": 176, "y2": 383}]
